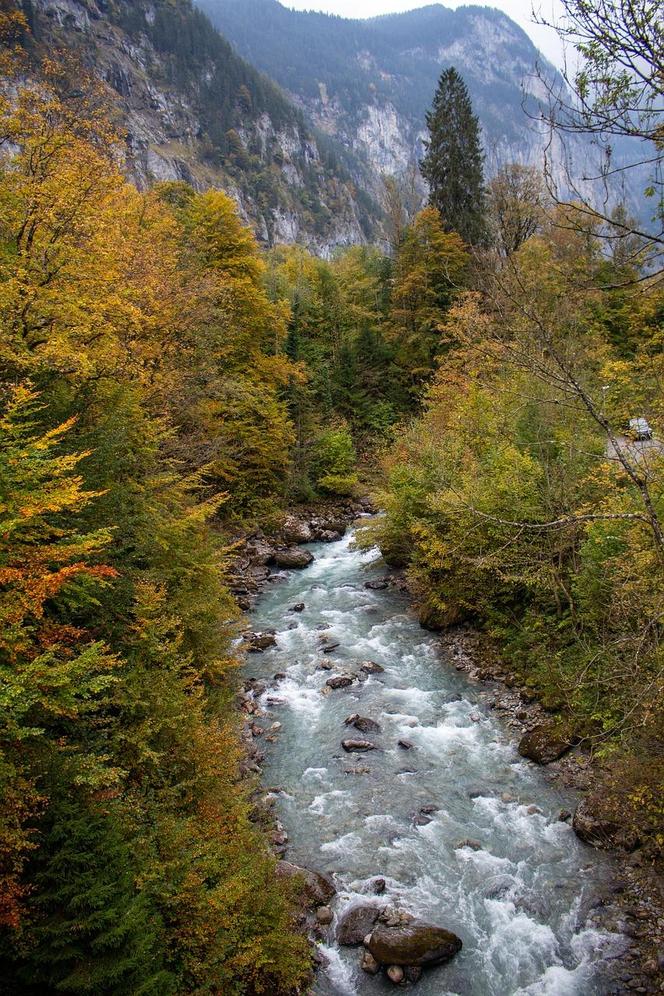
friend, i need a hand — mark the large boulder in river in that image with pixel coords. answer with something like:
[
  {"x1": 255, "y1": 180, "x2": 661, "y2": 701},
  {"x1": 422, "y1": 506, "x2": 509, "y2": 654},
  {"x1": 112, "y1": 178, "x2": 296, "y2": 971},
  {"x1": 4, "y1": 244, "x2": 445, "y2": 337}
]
[
  {"x1": 337, "y1": 904, "x2": 384, "y2": 946},
  {"x1": 281, "y1": 516, "x2": 313, "y2": 544},
  {"x1": 275, "y1": 861, "x2": 336, "y2": 907},
  {"x1": 367, "y1": 918, "x2": 462, "y2": 967},
  {"x1": 273, "y1": 548, "x2": 314, "y2": 569},
  {"x1": 518, "y1": 724, "x2": 576, "y2": 764}
]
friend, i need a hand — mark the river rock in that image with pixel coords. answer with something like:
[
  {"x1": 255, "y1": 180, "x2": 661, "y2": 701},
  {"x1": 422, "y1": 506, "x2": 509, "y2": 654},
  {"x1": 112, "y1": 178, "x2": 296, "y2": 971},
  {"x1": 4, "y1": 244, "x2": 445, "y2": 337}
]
[
  {"x1": 345, "y1": 714, "x2": 381, "y2": 733},
  {"x1": 360, "y1": 660, "x2": 385, "y2": 674},
  {"x1": 317, "y1": 517, "x2": 348, "y2": 536},
  {"x1": 364, "y1": 579, "x2": 388, "y2": 590},
  {"x1": 518, "y1": 724, "x2": 576, "y2": 764},
  {"x1": 572, "y1": 794, "x2": 640, "y2": 851},
  {"x1": 289, "y1": 602, "x2": 305, "y2": 613},
  {"x1": 342, "y1": 739, "x2": 376, "y2": 752},
  {"x1": 372, "y1": 877, "x2": 386, "y2": 894},
  {"x1": 319, "y1": 530, "x2": 343, "y2": 542},
  {"x1": 398, "y1": 739, "x2": 414, "y2": 750},
  {"x1": 246, "y1": 632, "x2": 277, "y2": 652},
  {"x1": 386, "y1": 965, "x2": 405, "y2": 984},
  {"x1": 326, "y1": 675, "x2": 354, "y2": 690},
  {"x1": 368, "y1": 919, "x2": 462, "y2": 967},
  {"x1": 455, "y1": 838, "x2": 483, "y2": 851},
  {"x1": 316, "y1": 905, "x2": 333, "y2": 925},
  {"x1": 273, "y1": 548, "x2": 314, "y2": 569},
  {"x1": 360, "y1": 950, "x2": 380, "y2": 975},
  {"x1": 281, "y1": 516, "x2": 313, "y2": 544},
  {"x1": 337, "y1": 904, "x2": 385, "y2": 945},
  {"x1": 275, "y1": 861, "x2": 336, "y2": 907},
  {"x1": 321, "y1": 641, "x2": 341, "y2": 654}
]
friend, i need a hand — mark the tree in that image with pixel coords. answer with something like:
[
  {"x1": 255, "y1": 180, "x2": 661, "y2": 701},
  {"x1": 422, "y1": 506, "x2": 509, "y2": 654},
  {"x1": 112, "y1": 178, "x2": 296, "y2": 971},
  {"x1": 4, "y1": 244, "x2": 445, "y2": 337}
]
[
  {"x1": 487, "y1": 164, "x2": 547, "y2": 257},
  {"x1": 388, "y1": 208, "x2": 469, "y2": 391},
  {"x1": 420, "y1": 67, "x2": 487, "y2": 246},
  {"x1": 536, "y1": 0, "x2": 663, "y2": 273}
]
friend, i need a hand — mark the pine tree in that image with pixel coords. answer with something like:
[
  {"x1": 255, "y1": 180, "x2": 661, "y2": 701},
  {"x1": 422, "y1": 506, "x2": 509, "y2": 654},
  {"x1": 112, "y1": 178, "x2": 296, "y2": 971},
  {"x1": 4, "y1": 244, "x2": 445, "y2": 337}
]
[
  {"x1": 420, "y1": 67, "x2": 487, "y2": 246},
  {"x1": 8, "y1": 790, "x2": 175, "y2": 996}
]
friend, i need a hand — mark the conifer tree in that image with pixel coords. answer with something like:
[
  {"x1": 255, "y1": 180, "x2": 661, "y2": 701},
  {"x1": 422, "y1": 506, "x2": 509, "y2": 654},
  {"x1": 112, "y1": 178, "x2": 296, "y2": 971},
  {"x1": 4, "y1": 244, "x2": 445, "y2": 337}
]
[{"x1": 420, "y1": 67, "x2": 487, "y2": 246}]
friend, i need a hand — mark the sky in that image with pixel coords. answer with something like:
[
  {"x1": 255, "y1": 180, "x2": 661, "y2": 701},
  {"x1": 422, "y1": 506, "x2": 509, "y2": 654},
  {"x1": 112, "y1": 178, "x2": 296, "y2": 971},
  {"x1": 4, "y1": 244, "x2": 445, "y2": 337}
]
[{"x1": 284, "y1": 0, "x2": 567, "y2": 67}]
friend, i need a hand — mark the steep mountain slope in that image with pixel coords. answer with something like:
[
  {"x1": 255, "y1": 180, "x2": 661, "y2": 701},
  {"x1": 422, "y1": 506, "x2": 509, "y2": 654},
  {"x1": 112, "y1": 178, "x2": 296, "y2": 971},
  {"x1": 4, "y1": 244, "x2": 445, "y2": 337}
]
[
  {"x1": 197, "y1": 0, "x2": 569, "y2": 180},
  {"x1": 17, "y1": 0, "x2": 377, "y2": 251}
]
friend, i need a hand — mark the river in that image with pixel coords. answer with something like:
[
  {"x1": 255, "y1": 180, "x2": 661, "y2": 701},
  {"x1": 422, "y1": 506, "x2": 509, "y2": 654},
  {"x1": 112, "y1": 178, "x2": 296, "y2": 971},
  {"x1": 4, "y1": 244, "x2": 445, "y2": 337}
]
[{"x1": 247, "y1": 524, "x2": 624, "y2": 995}]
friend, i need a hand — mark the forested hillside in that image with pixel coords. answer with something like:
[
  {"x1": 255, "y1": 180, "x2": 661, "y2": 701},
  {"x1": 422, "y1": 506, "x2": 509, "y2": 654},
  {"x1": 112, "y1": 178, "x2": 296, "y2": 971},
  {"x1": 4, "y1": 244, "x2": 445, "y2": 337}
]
[
  {"x1": 0, "y1": 0, "x2": 662, "y2": 991},
  {"x1": 17, "y1": 0, "x2": 377, "y2": 250},
  {"x1": 0, "y1": 10, "x2": 463, "y2": 987}
]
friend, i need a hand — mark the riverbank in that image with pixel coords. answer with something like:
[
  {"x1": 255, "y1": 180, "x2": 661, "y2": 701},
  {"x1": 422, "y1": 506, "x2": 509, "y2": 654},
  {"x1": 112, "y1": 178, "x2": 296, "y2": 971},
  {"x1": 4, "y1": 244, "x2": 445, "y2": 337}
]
[{"x1": 231, "y1": 501, "x2": 662, "y2": 993}]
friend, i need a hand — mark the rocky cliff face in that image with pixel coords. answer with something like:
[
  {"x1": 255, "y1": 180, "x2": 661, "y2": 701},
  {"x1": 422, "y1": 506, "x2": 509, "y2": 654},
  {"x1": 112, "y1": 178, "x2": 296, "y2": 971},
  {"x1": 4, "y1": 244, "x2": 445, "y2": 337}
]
[
  {"x1": 18, "y1": 0, "x2": 376, "y2": 253},
  {"x1": 197, "y1": 0, "x2": 601, "y2": 200}
]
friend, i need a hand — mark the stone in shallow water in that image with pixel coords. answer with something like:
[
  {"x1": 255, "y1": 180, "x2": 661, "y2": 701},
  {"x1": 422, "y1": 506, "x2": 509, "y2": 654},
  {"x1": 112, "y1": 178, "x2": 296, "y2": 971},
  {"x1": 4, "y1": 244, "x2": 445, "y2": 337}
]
[
  {"x1": 341, "y1": 739, "x2": 376, "y2": 753},
  {"x1": 344, "y1": 714, "x2": 381, "y2": 733},
  {"x1": 337, "y1": 904, "x2": 385, "y2": 945},
  {"x1": 360, "y1": 660, "x2": 385, "y2": 674},
  {"x1": 360, "y1": 950, "x2": 380, "y2": 975},
  {"x1": 326, "y1": 675, "x2": 354, "y2": 689},
  {"x1": 246, "y1": 632, "x2": 277, "y2": 652},
  {"x1": 386, "y1": 965, "x2": 404, "y2": 984}
]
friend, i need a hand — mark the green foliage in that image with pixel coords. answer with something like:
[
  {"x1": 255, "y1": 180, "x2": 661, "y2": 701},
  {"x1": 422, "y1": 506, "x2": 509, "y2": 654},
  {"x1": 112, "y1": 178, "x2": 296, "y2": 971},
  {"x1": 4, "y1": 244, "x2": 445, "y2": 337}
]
[
  {"x1": 374, "y1": 222, "x2": 664, "y2": 853},
  {"x1": 420, "y1": 67, "x2": 487, "y2": 245},
  {"x1": 311, "y1": 424, "x2": 358, "y2": 496},
  {"x1": 0, "y1": 47, "x2": 310, "y2": 992}
]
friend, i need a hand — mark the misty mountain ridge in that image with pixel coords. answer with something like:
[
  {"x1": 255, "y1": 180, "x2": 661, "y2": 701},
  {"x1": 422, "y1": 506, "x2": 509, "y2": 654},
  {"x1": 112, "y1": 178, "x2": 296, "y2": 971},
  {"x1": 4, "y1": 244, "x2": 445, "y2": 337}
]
[{"x1": 196, "y1": 0, "x2": 576, "y2": 187}]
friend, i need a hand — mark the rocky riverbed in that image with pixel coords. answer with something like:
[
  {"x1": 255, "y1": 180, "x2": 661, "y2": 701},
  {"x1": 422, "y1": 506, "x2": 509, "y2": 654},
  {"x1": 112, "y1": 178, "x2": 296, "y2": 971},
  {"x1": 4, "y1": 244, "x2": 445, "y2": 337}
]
[{"x1": 232, "y1": 504, "x2": 663, "y2": 994}]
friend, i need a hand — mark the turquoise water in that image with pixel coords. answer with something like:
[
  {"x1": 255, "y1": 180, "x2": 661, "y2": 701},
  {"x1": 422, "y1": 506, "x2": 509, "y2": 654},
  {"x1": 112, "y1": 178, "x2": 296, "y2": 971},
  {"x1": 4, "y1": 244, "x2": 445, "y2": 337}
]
[{"x1": 247, "y1": 527, "x2": 623, "y2": 995}]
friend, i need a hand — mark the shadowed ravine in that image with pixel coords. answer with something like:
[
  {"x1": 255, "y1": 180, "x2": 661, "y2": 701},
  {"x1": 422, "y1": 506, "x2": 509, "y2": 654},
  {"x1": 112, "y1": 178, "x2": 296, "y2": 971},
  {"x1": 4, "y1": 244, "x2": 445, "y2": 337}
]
[{"x1": 247, "y1": 526, "x2": 625, "y2": 995}]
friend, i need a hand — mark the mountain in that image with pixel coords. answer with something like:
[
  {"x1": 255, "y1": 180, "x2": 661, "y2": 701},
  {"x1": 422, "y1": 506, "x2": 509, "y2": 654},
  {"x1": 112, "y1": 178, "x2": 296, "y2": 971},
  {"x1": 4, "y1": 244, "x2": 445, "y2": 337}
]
[
  {"x1": 17, "y1": 0, "x2": 378, "y2": 251},
  {"x1": 196, "y1": 0, "x2": 565, "y2": 184}
]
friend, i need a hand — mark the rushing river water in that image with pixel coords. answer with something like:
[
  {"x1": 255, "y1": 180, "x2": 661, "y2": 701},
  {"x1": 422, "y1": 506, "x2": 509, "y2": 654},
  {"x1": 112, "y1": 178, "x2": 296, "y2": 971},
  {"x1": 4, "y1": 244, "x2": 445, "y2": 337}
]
[{"x1": 248, "y1": 526, "x2": 624, "y2": 995}]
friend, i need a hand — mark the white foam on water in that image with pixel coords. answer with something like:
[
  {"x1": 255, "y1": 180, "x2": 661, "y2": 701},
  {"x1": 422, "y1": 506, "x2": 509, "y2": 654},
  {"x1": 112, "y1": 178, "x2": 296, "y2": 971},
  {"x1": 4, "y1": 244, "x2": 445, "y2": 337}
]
[
  {"x1": 309, "y1": 790, "x2": 353, "y2": 816},
  {"x1": 513, "y1": 963, "x2": 589, "y2": 996},
  {"x1": 267, "y1": 676, "x2": 325, "y2": 718},
  {"x1": 321, "y1": 831, "x2": 364, "y2": 858},
  {"x1": 363, "y1": 813, "x2": 402, "y2": 832},
  {"x1": 303, "y1": 767, "x2": 330, "y2": 784},
  {"x1": 412, "y1": 719, "x2": 481, "y2": 752},
  {"x1": 456, "y1": 847, "x2": 514, "y2": 875},
  {"x1": 483, "y1": 900, "x2": 561, "y2": 980},
  {"x1": 318, "y1": 944, "x2": 357, "y2": 995},
  {"x1": 383, "y1": 687, "x2": 437, "y2": 710}
]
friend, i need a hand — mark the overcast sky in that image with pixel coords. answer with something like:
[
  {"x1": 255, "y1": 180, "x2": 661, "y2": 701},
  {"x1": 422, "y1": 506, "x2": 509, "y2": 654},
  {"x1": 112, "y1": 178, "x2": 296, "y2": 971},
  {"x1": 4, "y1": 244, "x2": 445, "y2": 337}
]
[{"x1": 284, "y1": 0, "x2": 567, "y2": 66}]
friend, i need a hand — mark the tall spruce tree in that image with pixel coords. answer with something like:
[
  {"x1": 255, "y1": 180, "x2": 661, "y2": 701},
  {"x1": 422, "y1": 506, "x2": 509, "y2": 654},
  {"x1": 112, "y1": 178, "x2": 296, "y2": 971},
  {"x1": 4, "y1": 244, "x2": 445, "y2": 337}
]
[{"x1": 420, "y1": 67, "x2": 487, "y2": 246}]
